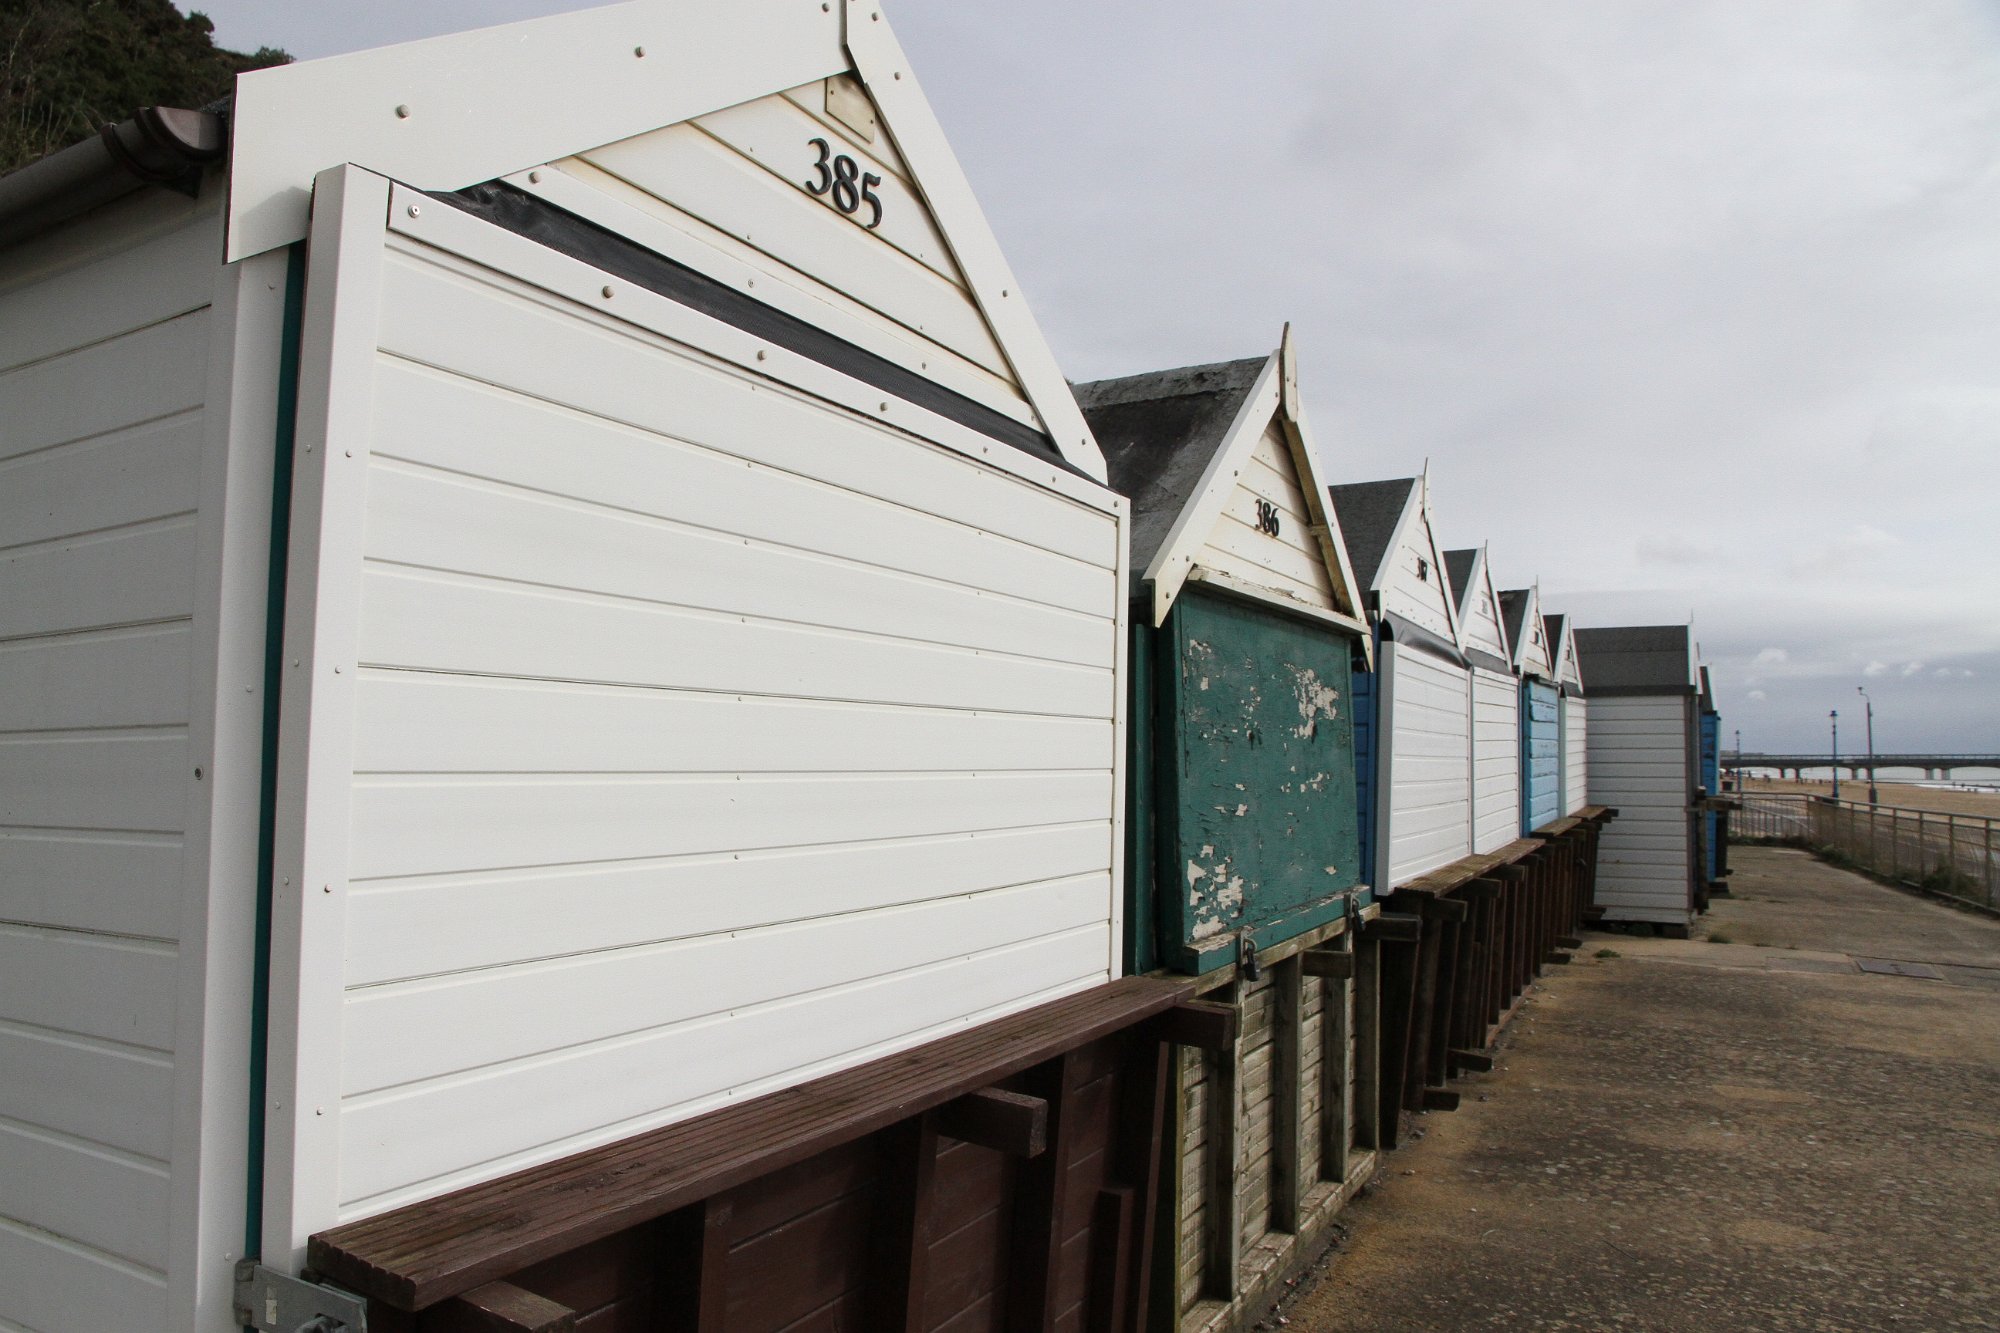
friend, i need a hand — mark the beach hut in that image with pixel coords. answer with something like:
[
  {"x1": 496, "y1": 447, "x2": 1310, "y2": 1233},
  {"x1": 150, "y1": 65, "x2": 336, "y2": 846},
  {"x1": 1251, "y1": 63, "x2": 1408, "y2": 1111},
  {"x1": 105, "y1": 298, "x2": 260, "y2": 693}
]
[
  {"x1": 1575, "y1": 626, "x2": 1701, "y2": 934},
  {"x1": 0, "y1": 8, "x2": 1220, "y2": 1330},
  {"x1": 1446, "y1": 547, "x2": 1521, "y2": 855},
  {"x1": 1077, "y1": 334, "x2": 1377, "y2": 1327},
  {"x1": 1499, "y1": 587, "x2": 1559, "y2": 832},
  {"x1": 1329, "y1": 475, "x2": 1473, "y2": 894},
  {"x1": 1550, "y1": 614, "x2": 1590, "y2": 816},
  {"x1": 1699, "y1": 663, "x2": 1727, "y2": 890}
]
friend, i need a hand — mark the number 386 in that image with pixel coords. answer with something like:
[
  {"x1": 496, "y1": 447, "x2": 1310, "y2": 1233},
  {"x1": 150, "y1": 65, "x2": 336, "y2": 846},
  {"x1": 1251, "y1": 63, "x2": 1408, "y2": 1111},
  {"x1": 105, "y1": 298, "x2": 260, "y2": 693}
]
[{"x1": 806, "y1": 138, "x2": 884, "y2": 230}]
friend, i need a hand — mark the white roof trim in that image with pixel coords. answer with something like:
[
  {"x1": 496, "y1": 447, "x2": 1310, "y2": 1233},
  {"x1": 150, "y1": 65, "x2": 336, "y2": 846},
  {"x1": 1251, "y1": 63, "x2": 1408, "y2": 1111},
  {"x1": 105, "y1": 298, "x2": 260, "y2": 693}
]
[
  {"x1": 226, "y1": 0, "x2": 845, "y2": 261},
  {"x1": 843, "y1": 5, "x2": 1107, "y2": 480},
  {"x1": 1374, "y1": 472, "x2": 1464, "y2": 649}
]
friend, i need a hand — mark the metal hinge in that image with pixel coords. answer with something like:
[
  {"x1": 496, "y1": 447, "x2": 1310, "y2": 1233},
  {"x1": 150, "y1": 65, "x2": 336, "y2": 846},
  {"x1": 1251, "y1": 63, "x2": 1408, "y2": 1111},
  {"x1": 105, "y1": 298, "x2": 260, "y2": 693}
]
[{"x1": 233, "y1": 1261, "x2": 368, "y2": 1332}]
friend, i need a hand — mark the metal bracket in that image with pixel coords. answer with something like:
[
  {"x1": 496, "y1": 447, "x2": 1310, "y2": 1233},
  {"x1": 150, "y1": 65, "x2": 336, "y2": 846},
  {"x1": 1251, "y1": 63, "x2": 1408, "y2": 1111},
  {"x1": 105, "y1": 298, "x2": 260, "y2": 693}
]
[{"x1": 233, "y1": 1261, "x2": 369, "y2": 1332}]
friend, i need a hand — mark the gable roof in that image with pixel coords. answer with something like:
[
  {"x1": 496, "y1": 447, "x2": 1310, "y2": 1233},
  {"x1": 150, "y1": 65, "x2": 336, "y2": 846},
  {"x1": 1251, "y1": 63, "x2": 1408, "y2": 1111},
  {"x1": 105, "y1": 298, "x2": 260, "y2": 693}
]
[
  {"x1": 207, "y1": 1, "x2": 1107, "y2": 481},
  {"x1": 1078, "y1": 357, "x2": 1265, "y2": 579},
  {"x1": 1573, "y1": 624, "x2": 1694, "y2": 696},
  {"x1": 1500, "y1": 588, "x2": 1533, "y2": 656},
  {"x1": 1545, "y1": 613, "x2": 1580, "y2": 688},
  {"x1": 1077, "y1": 334, "x2": 1369, "y2": 642},
  {"x1": 1325, "y1": 478, "x2": 1417, "y2": 591}
]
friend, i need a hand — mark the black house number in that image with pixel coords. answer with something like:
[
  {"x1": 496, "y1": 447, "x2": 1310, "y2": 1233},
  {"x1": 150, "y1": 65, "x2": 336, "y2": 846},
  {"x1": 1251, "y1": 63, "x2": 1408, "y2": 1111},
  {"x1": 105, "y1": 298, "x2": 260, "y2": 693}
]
[
  {"x1": 1254, "y1": 499, "x2": 1282, "y2": 537},
  {"x1": 805, "y1": 138, "x2": 884, "y2": 229}
]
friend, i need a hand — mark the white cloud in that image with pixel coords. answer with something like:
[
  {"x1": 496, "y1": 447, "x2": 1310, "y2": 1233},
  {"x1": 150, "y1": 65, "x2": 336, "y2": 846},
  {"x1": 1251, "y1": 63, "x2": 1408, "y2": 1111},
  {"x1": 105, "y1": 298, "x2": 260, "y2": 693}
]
[
  {"x1": 1752, "y1": 647, "x2": 1789, "y2": 668},
  {"x1": 1864, "y1": 661, "x2": 1889, "y2": 677},
  {"x1": 1748, "y1": 689, "x2": 1768, "y2": 702},
  {"x1": 1902, "y1": 661, "x2": 1927, "y2": 677}
]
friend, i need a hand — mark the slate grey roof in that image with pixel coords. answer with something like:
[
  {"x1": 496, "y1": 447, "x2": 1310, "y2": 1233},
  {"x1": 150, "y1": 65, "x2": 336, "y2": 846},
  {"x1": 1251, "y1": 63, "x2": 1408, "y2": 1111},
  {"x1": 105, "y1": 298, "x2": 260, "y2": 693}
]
[
  {"x1": 1699, "y1": 665, "x2": 1715, "y2": 713},
  {"x1": 1326, "y1": 478, "x2": 1417, "y2": 590},
  {"x1": 1574, "y1": 624, "x2": 1694, "y2": 694},
  {"x1": 1443, "y1": 548, "x2": 1480, "y2": 619},
  {"x1": 1074, "y1": 357, "x2": 1266, "y2": 582},
  {"x1": 1499, "y1": 589, "x2": 1533, "y2": 655}
]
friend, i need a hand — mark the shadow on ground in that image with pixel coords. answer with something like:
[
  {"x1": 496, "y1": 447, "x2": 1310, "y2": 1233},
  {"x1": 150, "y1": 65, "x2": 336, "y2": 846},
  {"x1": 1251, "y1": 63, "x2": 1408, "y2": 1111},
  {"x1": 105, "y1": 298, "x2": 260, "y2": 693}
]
[{"x1": 1276, "y1": 847, "x2": 2000, "y2": 1332}]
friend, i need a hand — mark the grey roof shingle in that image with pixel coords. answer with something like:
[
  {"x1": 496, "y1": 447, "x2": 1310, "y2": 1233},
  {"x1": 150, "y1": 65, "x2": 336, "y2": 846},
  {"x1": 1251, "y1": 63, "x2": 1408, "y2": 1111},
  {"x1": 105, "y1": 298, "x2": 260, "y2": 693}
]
[
  {"x1": 1574, "y1": 624, "x2": 1694, "y2": 693},
  {"x1": 1443, "y1": 548, "x2": 1480, "y2": 619},
  {"x1": 1074, "y1": 357, "x2": 1266, "y2": 580},
  {"x1": 1499, "y1": 589, "x2": 1532, "y2": 655},
  {"x1": 1326, "y1": 478, "x2": 1417, "y2": 590}
]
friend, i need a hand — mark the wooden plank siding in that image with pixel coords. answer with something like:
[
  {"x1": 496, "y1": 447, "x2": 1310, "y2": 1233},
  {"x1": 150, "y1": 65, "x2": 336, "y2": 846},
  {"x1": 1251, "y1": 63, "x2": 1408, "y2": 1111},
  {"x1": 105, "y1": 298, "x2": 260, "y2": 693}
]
[
  {"x1": 1384, "y1": 644, "x2": 1474, "y2": 888},
  {"x1": 1586, "y1": 697, "x2": 1694, "y2": 924},
  {"x1": 1190, "y1": 423, "x2": 1340, "y2": 615},
  {"x1": 1469, "y1": 667, "x2": 1520, "y2": 854},
  {"x1": 0, "y1": 194, "x2": 226, "y2": 1332},
  {"x1": 558, "y1": 79, "x2": 1034, "y2": 422},
  {"x1": 1562, "y1": 696, "x2": 1589, "y2": 817},
  {"x1": 317, "y1": 216, "x2": 1124, "y2": 1221}
]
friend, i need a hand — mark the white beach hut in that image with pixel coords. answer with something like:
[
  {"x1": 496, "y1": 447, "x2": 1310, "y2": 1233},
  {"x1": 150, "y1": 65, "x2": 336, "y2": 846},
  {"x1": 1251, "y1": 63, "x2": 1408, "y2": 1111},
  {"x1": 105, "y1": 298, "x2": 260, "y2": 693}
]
[
  {"x1": 1575, "y1": 625, "x2": 1700, "y2": 933},
  {"x1": 0, "y1": 7, "x2": 1179, "y2": 1330},
  {"x1": 1445, "y1": 546, "x2": 1521, "y2": 856},
  {"x1": 1549, "y1": 613, "x2": 1590, "y2": 816},
  {"x1": 1328, "y1": 475, "x2": 1473, "y2": 893}
]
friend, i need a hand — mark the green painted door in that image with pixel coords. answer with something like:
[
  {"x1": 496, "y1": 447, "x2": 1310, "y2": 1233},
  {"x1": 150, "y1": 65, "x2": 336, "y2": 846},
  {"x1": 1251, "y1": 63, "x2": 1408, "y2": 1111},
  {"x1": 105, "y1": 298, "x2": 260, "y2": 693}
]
[{"x1": 1158, "y1": 589, "x2": 1361, "y2": 972}]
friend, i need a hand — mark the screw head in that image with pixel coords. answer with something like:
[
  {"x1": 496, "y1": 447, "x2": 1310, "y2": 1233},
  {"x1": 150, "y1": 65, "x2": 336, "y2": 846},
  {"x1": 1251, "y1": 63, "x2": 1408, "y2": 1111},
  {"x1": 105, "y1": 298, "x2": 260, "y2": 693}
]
[
  {"x1": 406, "y1": 204, "x2": 420, "y2": 218},
  {"x1": 395, "y1": 104, "x2": 411, "y2": 119},
  {"x1": 601, "y1": 285, "x2": 615, "y2": 299}
]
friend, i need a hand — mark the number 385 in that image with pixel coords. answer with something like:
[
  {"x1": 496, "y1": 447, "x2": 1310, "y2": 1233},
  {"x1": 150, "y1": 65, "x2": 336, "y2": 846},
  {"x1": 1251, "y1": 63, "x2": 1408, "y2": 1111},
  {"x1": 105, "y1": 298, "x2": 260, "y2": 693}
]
[{"x1": 806, "y1": 138, "x2": 884, "y2": 230}]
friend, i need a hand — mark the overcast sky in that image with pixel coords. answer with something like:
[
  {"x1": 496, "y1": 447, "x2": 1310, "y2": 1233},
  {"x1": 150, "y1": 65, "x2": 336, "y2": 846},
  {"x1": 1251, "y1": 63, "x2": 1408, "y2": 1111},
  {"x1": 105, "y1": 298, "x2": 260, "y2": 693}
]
[{"x1": 187, "y1": 1, "x2": 2000, "y2": 756}]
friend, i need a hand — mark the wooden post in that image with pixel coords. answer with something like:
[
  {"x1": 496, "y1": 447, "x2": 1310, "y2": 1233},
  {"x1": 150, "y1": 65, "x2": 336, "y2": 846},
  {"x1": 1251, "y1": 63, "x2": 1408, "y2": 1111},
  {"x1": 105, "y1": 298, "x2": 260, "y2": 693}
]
[
  {"x1": 1271, "y1": 957, "x2": 1305, "y2": 1235},
  {"x1": 1986, "y1": 819, "x2": 1995, "y2": 908},
  {"x1": 1006, "y1": 1053, "x2": 1080, "y2": 1333},
  {"x1": 1354, "y1": 934, "x2": 1380, "y2": 1151},
  {"x1": 873, "y1": 1115, "x2": 940, "y2": 1333},
  {"x1": 1200, "y1": 1002, "x2": 1240, "y2": 1303},
  {"x1": 1112, "y1": 1034, "x2": 1171, "y2": 1333},
  {"x1": 1320, "y1": 937, "x2": 1352, "y2": 1185}
]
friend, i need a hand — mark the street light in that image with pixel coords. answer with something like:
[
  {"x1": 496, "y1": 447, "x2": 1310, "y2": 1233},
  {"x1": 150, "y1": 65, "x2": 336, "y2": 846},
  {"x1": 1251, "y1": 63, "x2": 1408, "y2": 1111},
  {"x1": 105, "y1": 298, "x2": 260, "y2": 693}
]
[
  {"x1": 1830, "y1": 710, "x2": 1839, "y2": 799},
  {"x1": 1857, "y1": 686, "x2": 1878, "y2": 805},
  {"x1": 1734, "y1": 728, "x2": 1742, "y2": 790}
]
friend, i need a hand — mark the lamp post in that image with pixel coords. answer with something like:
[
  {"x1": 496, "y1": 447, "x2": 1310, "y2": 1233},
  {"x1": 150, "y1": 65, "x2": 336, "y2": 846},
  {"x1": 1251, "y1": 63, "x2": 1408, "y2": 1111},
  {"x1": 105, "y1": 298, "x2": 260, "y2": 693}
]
[
  {"x1": 1734, "y1": 728, "x2": 1742, "y2": 790},
  {"x1": 1830, "y1": 710, "x2": 1840, "y2": 799},
  {"x1": 1857, "y1": 686, "x2": 1877, "y2": 805}
]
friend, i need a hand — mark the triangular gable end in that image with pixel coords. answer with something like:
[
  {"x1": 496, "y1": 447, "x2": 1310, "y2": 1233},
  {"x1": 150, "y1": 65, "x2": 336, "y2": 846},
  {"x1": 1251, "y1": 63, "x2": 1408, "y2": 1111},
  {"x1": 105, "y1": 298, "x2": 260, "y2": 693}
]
[
  {"x1": 1546, "y1": 614, "x2": 1583, "y2": 690},
  {"x1": 1504, "y1": 586, "x2": 1556, "y2": 680},
  {"x1": 1447, "y1": 547, "x2": 1510, "y2": 666},
  {"x1": 1369, "y1": 473, "x2": 1461, "y2": 650},
  {"x1": 225, "y1": 0, "x2": 1106, "y2": 480},
  {"x1": 1114, "y1": 330, "x2": 1369, "y2": 642}
]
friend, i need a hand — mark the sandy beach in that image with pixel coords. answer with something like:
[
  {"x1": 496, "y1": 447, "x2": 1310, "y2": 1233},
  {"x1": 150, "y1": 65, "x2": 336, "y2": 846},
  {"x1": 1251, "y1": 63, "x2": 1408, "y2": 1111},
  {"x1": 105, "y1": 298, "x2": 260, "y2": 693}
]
[{"x1": 1741, "y1": 777, "x2": 2000, "y2": 820}]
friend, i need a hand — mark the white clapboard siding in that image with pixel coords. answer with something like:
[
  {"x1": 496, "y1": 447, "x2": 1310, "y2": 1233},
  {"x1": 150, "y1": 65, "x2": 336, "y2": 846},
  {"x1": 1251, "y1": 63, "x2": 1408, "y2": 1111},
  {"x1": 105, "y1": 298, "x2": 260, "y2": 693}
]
[
  {"x1": 1587, "y1": 697, "x2": 1692, "y2": 923},
  {"x1": 1192, "y1": 422, "x2": 1338, "y2": 613},
  {"x1": 1386, "y1": 645, "x2": 1473, "y2": 885},
  {"x1": 1563, "y1": 697, "x2": 1589, "y2": 815},
  {"x1": 570, "y1": 81, "x2": 1020, "y2": 392},
  {"x1": 345, "y1": 822, "x2": 1109, "y2": 986},
  {"x1": 323, "y1": 221, "x2": 1124, "y2": 1216},
  {"x1": 0, "y1": 201, "x2": 217, "y2": 1333},
  {"x1": 1470, "y1": 667, "x2": 1521, "y2": 854},
  {"x1": 338, "y1": 927, "x2": 1106, "y2": 1213}
]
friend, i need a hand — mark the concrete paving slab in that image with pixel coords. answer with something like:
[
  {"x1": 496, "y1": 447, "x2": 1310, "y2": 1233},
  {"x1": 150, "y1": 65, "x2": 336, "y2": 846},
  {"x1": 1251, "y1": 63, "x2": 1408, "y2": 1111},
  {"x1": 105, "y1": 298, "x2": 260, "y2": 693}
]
[{"x1": 1275, "y1": 846, "x2": 2000, "y2": 1332}]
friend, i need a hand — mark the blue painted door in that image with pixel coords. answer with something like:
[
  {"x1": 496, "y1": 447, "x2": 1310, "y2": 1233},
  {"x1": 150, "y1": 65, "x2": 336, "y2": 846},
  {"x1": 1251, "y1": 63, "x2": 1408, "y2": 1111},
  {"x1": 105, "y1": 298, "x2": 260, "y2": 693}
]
[
  {"x1": 1701, "y1": 710, "x2": 1721, "y2": 881},
  {"x1": 1521, "y1": 680, "x2": 1560, "y2": 832},
  {"x1": 1351, "y1": 649, "x2": 1376, "y2": 909}
]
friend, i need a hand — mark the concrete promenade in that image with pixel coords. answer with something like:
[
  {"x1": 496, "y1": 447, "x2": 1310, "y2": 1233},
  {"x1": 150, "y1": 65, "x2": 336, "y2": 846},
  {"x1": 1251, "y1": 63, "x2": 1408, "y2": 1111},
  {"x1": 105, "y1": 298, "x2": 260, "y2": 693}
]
[{"x1": 1277, "y1": 846, "x2": 2000, "y2": 1331}]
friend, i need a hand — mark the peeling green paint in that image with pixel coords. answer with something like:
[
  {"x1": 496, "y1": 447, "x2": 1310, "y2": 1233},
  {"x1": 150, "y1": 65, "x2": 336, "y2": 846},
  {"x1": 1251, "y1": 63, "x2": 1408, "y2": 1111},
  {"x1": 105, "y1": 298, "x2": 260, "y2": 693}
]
[{"x1": 1148, "y1": 588, "x2": 1362, "y2": 972}]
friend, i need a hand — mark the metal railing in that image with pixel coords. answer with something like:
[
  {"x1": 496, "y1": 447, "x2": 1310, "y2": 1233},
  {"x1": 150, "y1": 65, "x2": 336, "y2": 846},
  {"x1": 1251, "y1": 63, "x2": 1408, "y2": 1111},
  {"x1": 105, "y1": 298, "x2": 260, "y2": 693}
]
[
  {"x1": 1729, "y1": 793, "x2": 1998, "y2": 910},
  {"x1": 1731, "y1": 793, "x2": 1815, "y2": 842}
]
